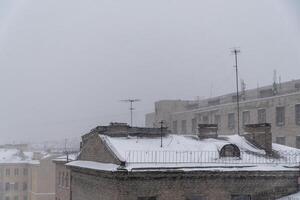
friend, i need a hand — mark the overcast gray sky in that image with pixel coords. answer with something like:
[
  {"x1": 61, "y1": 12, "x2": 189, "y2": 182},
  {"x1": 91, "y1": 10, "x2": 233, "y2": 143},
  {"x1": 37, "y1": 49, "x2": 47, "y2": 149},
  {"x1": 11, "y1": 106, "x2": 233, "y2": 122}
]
[{"x1": 0, "y1": 0, "x2": 300, "y2": 143}]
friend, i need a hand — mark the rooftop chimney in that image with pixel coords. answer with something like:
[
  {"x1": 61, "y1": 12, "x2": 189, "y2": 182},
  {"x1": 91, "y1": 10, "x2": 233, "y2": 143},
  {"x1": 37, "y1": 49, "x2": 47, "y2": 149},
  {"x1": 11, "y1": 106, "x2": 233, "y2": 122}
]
[
  {"x1": 243, "y1": 123, "x2": 272, "y2": 155},
  {"x1": 198, "y1": 124, "x2": 218, "y2": 139}
]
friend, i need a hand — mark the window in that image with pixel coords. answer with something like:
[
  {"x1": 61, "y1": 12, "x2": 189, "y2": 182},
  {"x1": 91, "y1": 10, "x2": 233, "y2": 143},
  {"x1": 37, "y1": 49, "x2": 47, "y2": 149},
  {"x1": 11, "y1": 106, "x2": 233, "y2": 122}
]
[
  {"x1": 5, "y1": 183, "x2": 10, "y2": 191},
  {"x1": 214, "y1": 115, "x2": 221, "y2": 126},
  {"x1": 232, "y1": 95, "x2": 238, "y2": 102},
  {"x1": 13, "y1": 196, "x2": 18, "y2": 200},
  {"x1": 14, "y1": 183, "x2": 18, "y2": 191},
  {"x1": 191, "y1": 118, "x2": 197, "y2": 133},
  {"x1": 228, "y1": 113, "x2": 235, "y2": 129},
  {"x1": 295, "y1": 82, "x2": 300, "y2": 90},
  {"x1": 14, "y1": 168, "x2": 19, "y2": 176},
  {"x1": 276, "y1": 107, "x2": 285, "y2": 126},
  {"x1": 23, "y1": 196, "x2": 27, "y2": 200},
  {"x1": 5, "y1": 197, "x2": 9, "y2": 200},
  {"x1": 257, "y1": 109, "x2": 266, "y2": 124},
  {"x1": 5, "y1": 169, "x2": 10, "y2": 176},
  {"x1": 242, "y1": 111, "x2": 250, "y2": 125},
  {"x1": 22, "y1": 183, "x2": 27, "y2": 191},
  {"x1": 172, "y1": 121, "x2": 178, "y2": 134},
  {"x1": 231, "y1": 195, "x2": 251, "y2": 200},
  {"x1": 202, "y1": 115, "x2": 209, "y2": 124},
  {"x1": 23, "y1": 168, "x2": 28, "y2": 176},
  {"x1": 259, "y1": 89, "x2": 273, "y2": 98},
  {"x1": 137, "y1": 197, "x2": 156, "y2": 200},
  {"x1": 220, "y1": 144, "x2": 240, "y2": 157},
  {"x1": 276, "y1": 136, "x2": 286, "y2": 145},
  {"x1": 208, "y1": 98, "x2": 220, "y2": 106},
  {"x1": 181, "y1": 120, "x2": 187, "y2": 134},
  {"x1": 296, "y1": 136, "x2": 300, "y2": 149},
  {"x1": 65, "y1": 172, "x2": 69, "y2": 188},
  {"x1": 62, "y1": 173, "x2": 65, "y2": 187},
  {"x1": 58, "y1": 172, "x2": 61, "y2": 185},
  {"x1": 295, "y1": 105, "x2": 300, "y2": 125}
]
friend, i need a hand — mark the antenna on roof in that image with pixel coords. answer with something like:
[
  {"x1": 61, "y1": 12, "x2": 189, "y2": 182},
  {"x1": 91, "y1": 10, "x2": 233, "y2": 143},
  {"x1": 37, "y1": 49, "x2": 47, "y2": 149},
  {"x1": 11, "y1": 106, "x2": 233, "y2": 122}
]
[
  {"x1": 273, "y1": 70, "x2": 278, "y2": 95},
  {"x1": 64, "y1": 139, "x2": 69, "y2": 162},
  {"x1": 231, "y1": 47, "x2": 241, "y2": 135},
  {"x1": 120, "y1": 99, "x2": 141, "y2": 127}
]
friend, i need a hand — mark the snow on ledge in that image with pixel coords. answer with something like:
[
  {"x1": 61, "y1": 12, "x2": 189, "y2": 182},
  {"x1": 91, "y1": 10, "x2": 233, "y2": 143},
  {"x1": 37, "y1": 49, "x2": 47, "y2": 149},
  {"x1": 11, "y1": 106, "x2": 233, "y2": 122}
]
[
  {"x1": 277, "y1": 191, "x2": 300, "y2": 199},
  {"x1": 66, "y1": 161, "x2": 119, "y2": 172}
]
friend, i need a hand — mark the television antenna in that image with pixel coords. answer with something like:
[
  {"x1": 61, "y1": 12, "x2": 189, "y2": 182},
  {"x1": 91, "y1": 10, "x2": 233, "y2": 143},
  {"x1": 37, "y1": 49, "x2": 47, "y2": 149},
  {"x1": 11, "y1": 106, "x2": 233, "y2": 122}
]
[
  {"x1": 231, "y1": 47, "x2": 241, "y2": 135},
  {"x1": 120, "y1": 99, "x2": 141, "y2": 127}
]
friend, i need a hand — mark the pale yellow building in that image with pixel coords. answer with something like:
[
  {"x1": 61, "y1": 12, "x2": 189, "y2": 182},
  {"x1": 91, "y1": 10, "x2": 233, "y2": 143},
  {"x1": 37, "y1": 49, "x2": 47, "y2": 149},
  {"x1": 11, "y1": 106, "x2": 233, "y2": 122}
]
[{"x1": 0, "y1": 147, "x2": 58, "y2": 200}]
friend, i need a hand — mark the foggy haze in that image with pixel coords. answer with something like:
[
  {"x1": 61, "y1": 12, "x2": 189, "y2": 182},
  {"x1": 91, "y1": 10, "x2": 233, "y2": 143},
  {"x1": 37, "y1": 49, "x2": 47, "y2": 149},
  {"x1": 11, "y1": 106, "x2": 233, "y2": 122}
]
[{"x1": 0, "y1": 0, "x2": 300, "y2": 143}]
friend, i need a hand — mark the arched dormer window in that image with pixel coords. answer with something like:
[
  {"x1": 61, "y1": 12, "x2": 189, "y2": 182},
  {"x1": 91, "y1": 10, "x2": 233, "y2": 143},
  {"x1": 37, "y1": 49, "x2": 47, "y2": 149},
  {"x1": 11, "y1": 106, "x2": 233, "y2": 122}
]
[{"x1": 220, "y1": 144, "x2": 240, "y2": 157}]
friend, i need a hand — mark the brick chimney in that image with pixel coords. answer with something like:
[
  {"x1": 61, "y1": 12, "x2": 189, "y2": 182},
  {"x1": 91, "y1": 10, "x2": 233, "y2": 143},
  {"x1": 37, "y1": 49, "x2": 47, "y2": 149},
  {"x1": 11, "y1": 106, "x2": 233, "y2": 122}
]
[
  {"x1": 243, "y1": 123, "x2": 272, "y2": 155},
  {"x1": 198, "y1": 124, "x2": 218, "y2": 139}
]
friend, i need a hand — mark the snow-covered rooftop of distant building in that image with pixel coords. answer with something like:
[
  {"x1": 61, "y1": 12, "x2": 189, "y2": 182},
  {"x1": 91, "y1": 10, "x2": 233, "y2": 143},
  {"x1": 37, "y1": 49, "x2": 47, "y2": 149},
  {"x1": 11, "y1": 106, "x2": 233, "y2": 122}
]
[
  {"x1": 68, "y1": 134, "x2": 300, "y2": 172},
  {"x1": 0, "y1": 149, "x2": 38, "y2": 164},
  {"x1": 53, "y1": 153, "x2": 79, "y2": 162}
]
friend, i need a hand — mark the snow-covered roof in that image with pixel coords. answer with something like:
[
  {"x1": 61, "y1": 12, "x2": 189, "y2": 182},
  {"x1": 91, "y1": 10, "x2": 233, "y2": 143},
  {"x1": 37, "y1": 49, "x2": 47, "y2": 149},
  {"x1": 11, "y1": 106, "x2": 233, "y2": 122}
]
[
  {"x1": 0, "y1": 149, "x2": 39, "y2": 164},
  {"x1": 98, "y1": 134, "x2": 299, "y2": 171},
  {"x1": 277, "y1": 191, "x2": 300, "y2": 199},
  {"x1": 53, "y1": 153, "x2": 79, "y2": 162},
  {"x1": 66, "y1": 161, "x2": 119, "y2": 171},
  {"x1": 68, "y1": 134, "x2": 300, "y2": 172},
  {"x1": 101, "y1": 134, "x2": 265, "y2": 161}
]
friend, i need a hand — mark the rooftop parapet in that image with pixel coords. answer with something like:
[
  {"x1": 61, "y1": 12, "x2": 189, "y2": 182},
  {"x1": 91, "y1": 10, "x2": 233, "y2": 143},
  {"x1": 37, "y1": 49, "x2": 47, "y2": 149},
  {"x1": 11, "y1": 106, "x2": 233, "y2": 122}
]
[{"x1": 89, "y1": 122, "x2": 169, "y2": 137}]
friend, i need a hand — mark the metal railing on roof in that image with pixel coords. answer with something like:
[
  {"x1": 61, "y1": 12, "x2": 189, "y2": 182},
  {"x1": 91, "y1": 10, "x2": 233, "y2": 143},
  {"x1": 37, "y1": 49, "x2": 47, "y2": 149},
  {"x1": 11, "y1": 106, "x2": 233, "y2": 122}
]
[{"x1": 124, "y1": 150, "x2": 300, "y2": 165}]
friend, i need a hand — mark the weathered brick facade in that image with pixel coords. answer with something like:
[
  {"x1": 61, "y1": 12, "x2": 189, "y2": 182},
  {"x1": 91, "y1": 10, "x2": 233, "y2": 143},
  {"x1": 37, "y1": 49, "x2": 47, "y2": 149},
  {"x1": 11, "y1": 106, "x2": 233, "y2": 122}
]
[
  {"x1": 78, "y1": 133, "x2": 121, "y2": 165},
  {"x1": 70, "y1": 168, "x2": 299, "y2": 200}
]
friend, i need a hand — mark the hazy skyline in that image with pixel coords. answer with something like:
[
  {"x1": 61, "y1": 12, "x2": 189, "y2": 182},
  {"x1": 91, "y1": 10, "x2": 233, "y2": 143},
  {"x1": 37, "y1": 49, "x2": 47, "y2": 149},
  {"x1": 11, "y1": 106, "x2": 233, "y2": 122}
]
[{"x1": 0, "y1": 0, "x2": 300, "y2": 143}]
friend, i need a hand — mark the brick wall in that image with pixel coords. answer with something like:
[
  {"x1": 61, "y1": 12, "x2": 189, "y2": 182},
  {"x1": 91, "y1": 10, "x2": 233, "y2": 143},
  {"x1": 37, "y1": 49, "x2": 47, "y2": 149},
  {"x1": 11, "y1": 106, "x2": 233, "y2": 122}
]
[
  {"x1": 78, "y1": 133, "x2": 121, "y2": 164},
  {"x1": 70, "y1": 168, "x2": 299, "y2": 200}
]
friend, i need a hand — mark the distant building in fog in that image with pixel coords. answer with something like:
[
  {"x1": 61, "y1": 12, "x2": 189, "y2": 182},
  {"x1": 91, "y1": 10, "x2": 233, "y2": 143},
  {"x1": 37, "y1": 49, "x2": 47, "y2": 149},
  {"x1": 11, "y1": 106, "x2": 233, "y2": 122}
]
[
  {"x1": 0, "y1": 147, "x2": 58, "y2": 200},
  {"x1": 146, "y1": 79, "x2": 300, "y2": 148}
]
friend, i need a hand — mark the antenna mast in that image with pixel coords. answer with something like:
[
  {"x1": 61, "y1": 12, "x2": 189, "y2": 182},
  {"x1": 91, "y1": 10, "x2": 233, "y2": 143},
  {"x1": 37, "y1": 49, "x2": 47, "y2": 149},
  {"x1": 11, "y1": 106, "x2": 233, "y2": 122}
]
[
  {"x1": 231, "y1": 48, "x2": 241, "y2": 135},
  {"x1": 121, "y1": 99, "x2": 141, "y2": 127}
]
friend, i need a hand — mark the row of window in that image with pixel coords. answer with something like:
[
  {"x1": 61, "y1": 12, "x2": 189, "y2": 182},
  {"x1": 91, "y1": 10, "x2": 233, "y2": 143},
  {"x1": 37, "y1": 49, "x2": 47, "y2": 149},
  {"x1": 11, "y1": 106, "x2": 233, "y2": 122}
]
[
  {"x1": 5, "y1": 182, "x2": 27, "y2": 192},
  {"x1": 4, "y1": 196, "x2": 27, "y2": 200},
  {"x1": 5, "y1": 168, "x2": 28, "y2": 177},
  {"x1": 206, "y1": 82, "x2": 300, "y2": 106},
  {"x1": 275, "y1": 135, "x2": 300, "y2": 149},
  {"x1": 58, "y1": 171, "x2": 69, "y2": 188},
  {"x1": 172, "y1": 105, "x2": 300, "y2": 133}
]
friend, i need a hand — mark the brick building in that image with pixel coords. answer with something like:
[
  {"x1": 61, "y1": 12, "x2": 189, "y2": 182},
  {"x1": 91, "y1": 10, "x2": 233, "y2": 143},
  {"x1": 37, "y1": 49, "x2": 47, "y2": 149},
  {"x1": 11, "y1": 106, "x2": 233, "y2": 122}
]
[
  {"x1": 145, "y1": 79, "x2": 300, "y2": 148},
  {"x1": 67, "y1": 123, "x2": 300, "y2": 200}
]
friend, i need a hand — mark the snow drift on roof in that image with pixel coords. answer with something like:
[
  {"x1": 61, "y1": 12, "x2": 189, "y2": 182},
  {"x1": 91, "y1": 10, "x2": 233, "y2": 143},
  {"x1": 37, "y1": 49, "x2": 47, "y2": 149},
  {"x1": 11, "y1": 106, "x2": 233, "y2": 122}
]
[
  {"x1": 66, "y1": 161, "x2": 119, "y2": 171},
  {"x1": 100, "y1": 134, "x2": 266, "y2": 162},
  {"x1": 0, "y1": 149, "x2": 36, "y2": 164}
]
